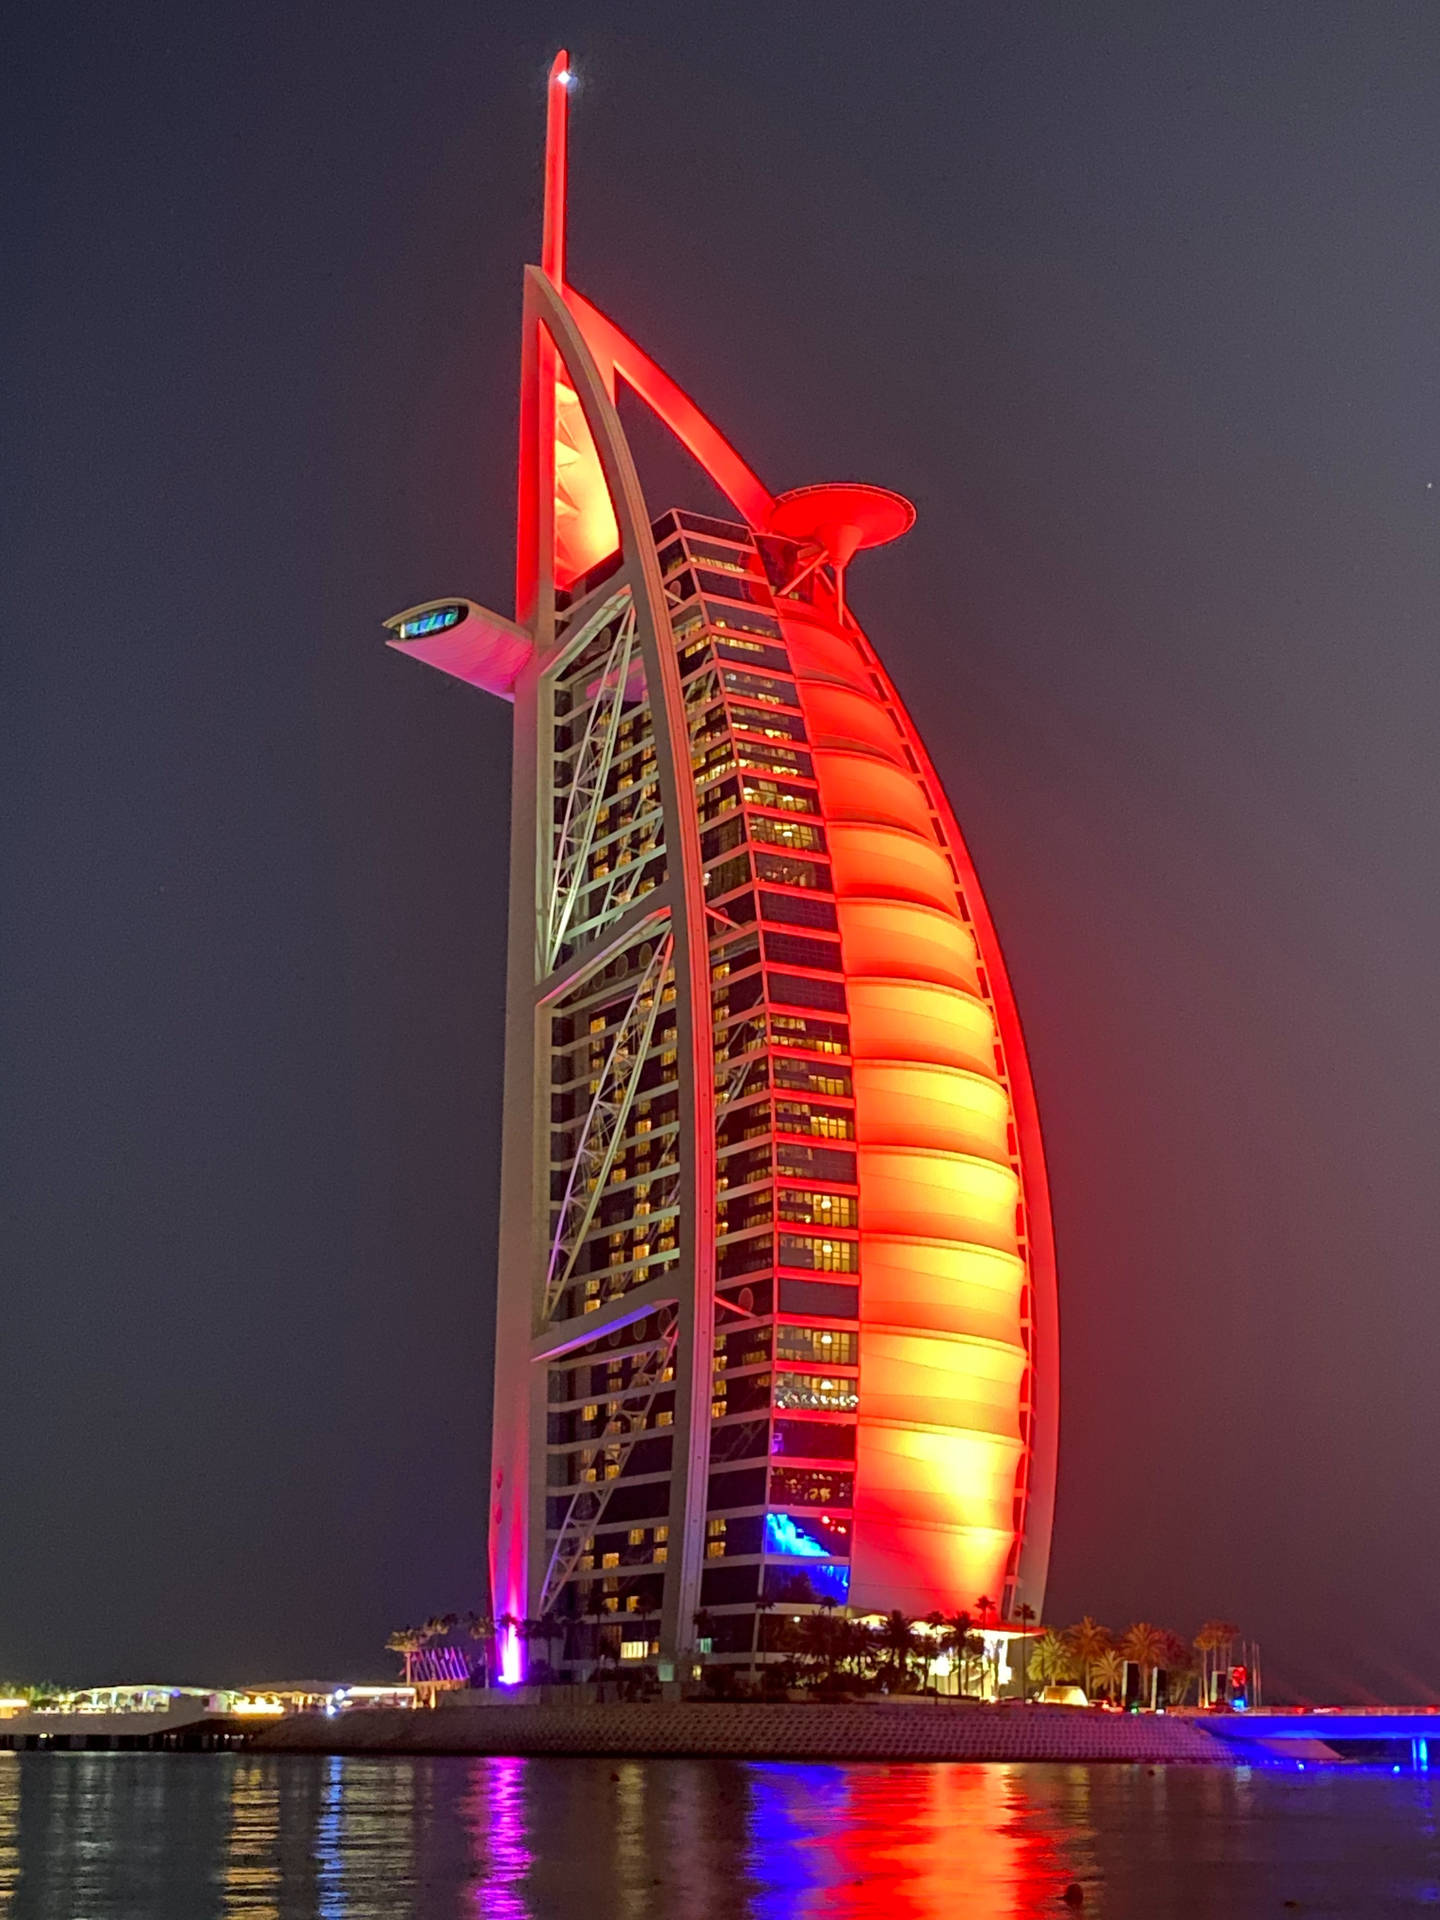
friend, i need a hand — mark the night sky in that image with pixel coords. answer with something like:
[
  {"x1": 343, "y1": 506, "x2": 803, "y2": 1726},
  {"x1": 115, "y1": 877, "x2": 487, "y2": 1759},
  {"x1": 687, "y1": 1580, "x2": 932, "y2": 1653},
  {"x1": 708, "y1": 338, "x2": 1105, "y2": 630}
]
[{"x1": 4, "y1": 2, "x2": 1438, "y2": 1701}]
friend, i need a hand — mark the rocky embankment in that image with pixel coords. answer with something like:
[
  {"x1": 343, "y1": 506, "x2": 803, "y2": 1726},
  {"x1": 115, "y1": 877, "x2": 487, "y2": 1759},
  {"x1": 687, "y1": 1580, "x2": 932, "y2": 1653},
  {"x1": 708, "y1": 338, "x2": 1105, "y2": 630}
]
[{"x1": 254, "y1": 1701, "x2": 1232, "y2": 1764}]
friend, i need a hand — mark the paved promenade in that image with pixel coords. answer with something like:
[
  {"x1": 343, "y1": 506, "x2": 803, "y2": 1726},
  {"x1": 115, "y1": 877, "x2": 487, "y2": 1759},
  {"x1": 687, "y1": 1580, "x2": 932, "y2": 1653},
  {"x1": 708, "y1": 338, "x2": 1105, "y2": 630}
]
[{"x1": 254, "y1": 1701, "x2": 1231, "y2": 1764}]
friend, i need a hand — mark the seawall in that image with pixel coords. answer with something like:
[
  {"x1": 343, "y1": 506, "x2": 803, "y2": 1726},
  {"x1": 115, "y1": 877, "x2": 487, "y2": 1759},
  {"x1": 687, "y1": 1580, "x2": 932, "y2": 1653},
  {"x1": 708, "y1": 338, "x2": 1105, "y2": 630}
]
[{"x1": 253, "y1": 1702, "x2": 1232, "y2": 1764}]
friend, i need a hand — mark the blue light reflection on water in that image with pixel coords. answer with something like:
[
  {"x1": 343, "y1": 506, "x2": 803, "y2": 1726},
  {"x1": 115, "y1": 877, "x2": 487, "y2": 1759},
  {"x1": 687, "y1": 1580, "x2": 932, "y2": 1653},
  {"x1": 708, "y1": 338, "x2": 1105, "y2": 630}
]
[
  {"x1": 3, "y1": 1750, "x2": 1440, "y2": 1916},
  {"x1": 314, "y1": 1755, "x2": 344, "y2": 1920}
]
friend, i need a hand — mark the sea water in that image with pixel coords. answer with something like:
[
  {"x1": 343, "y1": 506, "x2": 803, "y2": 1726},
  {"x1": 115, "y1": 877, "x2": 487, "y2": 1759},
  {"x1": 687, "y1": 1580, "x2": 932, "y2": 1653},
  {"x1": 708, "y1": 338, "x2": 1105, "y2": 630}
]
[{"x1": 1, "y1": 1749, "x2": 1437, "y2": 1917}]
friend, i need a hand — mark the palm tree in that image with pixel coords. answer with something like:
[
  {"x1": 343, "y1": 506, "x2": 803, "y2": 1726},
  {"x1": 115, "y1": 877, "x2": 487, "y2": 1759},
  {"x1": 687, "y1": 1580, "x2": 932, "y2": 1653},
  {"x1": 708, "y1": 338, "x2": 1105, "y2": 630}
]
[
  {"x1": 1194, "y1": 1619, "x2": 1241, "y2": 1707},
  {"x1": 1120, "y1": 1622, "x2": 1167, "y2": 1708},
  {"x1": 1015, "y1": 1602, "x2": 1037, "y2": 1700},
  {"x1": 1030, "y1": 1628, "x2": 1077, "y2": 1689},
  {"x1": 973, "y1": 1595, "x2": 1001, "y2": 1695},
  {"x1": 1093, "y1": 1648, "x2": 1125, "y2": 1703},
  {"x1": 794, "y1": 1604, "x2": 849, "y2": 1690},
  {"x1": 385, "y1": 1625, "x2": 430, "y2": 1684},
  {"x1": 464, "y1": 1611, "x2": 496, "y2": 1685},
  {"x1": 1160, "y1": 1631, "x2": 1197, "y2": 1708},
  {"x1": 942, "y1": 1611, "x2": 978, "y2": 1697},
  {"x1": 876, "y1": 1610, "x2": 918, "y2": 1690},
  {"x1": 518, "y1": 1617, "x2": 546, "y2": 1677},
  {"x1": 1067, "y1": 1617, "x2": 1112, "y2": 1701}
]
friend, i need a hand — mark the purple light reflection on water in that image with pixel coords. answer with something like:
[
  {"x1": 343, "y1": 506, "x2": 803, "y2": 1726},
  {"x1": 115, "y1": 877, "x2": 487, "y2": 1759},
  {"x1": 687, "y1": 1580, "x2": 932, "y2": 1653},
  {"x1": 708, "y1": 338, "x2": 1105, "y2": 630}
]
[{"x1": 461, "y1": 1755, "x2": 531, "y2": 1918}]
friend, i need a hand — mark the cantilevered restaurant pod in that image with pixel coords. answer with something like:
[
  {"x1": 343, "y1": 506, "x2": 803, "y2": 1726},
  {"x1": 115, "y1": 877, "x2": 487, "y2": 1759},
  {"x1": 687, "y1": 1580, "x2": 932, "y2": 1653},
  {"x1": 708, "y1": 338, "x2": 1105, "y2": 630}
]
[{"x1": 385, "y1": 53, "x2": 1059, "y2": 1677}]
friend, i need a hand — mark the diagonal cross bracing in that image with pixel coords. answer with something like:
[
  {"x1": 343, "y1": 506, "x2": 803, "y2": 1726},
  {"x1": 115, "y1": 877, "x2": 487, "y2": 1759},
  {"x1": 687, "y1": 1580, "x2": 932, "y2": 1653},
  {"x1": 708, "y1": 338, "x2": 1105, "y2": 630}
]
[
  {"x1": 543, "y1": 930, "x2": 675, "y2": 1322},
  {"x1": 545, "y1": 598, "x2": 641, "y2": 971},
  {"x1": 539, "y1": 1312, "x2": 679, "y2": 1613}
]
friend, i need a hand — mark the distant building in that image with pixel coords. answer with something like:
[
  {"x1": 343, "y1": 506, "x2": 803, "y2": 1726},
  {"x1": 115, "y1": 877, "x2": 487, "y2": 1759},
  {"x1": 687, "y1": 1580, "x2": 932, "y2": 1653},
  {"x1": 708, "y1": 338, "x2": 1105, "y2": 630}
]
[{"x1": 386, "y1": 54, "x2": 1059, "y2": 1678}]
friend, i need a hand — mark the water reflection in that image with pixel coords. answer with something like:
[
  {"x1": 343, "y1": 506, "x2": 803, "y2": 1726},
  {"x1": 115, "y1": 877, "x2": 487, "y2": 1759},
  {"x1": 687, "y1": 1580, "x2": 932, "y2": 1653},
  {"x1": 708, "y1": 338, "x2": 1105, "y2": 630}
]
[
  {"x1": 305, "y1": 1758, "x2": 417, "y2": 1920},
  {"x1": 461, "y1": 1756, "x2": 530, "y2": 1919},
  {"x1": 6, "y1": 1751, "x2": 1440, "y2": 1916},
  {"x1": 745, "y1": 1763, "x2": 1081, "y2": 1919},
  {"x1": 314, "y1": 1755, "x2": 345, "y2": 1920},
  {"x1": 0, "y1": 1758, "x2": 17, "y2": 1915},
  {"x1": 223, "y1": 1756, "x2": 282, "y2": 1917}
]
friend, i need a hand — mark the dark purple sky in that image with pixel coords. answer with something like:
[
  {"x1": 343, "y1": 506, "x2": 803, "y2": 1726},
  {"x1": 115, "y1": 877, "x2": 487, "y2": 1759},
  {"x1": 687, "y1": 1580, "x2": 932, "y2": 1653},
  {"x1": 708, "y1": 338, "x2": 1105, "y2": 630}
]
[{"x1": 4, "y1": 1, "x2": 1438, "y2": 1700}]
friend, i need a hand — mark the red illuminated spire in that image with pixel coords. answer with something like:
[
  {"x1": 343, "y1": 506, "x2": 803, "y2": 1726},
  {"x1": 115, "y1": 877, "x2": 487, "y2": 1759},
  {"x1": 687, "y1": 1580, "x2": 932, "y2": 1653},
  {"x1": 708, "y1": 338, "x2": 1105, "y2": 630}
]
[{"x1": 542, "y1": 50, "x2": 570, "y2": 288}]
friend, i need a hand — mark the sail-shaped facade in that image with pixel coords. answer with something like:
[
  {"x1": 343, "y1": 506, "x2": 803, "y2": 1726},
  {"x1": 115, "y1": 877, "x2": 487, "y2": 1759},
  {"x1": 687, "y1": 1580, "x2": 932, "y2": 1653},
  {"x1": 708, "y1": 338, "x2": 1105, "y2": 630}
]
[{"x1": 386, "y1": 54, "x2": 1058, "y2": 1677}]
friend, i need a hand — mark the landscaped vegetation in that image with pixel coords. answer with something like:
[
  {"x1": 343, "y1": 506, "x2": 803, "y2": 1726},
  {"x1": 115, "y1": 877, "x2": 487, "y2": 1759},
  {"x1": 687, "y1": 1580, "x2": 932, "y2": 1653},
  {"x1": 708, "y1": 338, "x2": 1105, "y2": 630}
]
[{"x1": 385, "y1": 1601, "x2": 1246, "y2": 1705}]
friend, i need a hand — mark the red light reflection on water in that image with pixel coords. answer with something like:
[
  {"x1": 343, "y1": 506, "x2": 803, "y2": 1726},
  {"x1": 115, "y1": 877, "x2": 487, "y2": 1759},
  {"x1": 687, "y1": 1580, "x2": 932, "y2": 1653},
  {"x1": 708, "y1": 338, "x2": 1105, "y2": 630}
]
[{"x1": 745, "y1": 1763, "x2": 1080, "y2": 1920}]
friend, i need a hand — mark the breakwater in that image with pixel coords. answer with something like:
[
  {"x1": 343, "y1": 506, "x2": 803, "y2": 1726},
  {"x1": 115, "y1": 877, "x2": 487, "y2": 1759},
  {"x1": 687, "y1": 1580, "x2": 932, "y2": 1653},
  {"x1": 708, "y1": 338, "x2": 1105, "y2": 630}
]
[{"x1": 253, "y1": 1701, "x2": 1231, "y2": 1764}]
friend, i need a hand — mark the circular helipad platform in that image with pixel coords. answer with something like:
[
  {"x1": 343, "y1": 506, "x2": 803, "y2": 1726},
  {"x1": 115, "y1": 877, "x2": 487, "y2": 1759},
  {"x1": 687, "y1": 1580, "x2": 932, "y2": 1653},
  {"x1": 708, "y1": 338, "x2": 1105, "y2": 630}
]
[{"x1": 765, "y1": 483, "x2": 916, "y2": 566}]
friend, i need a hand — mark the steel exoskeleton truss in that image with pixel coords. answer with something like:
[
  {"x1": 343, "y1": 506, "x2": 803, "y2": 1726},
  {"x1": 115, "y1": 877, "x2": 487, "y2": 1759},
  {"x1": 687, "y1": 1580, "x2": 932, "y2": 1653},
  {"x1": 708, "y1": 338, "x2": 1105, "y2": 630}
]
[
  {"x1": 543, "y1": 927, "x2": 676, "y2": 1321},
  {"x1": 486, "y1": 268, "x2": 716, "y2": 1671}
]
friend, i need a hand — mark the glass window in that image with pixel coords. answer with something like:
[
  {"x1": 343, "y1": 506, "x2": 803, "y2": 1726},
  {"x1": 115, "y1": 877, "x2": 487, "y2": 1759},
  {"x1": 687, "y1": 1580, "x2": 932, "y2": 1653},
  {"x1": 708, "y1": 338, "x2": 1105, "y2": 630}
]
[
  {"x1": 769, "y1": 1014, "x2": 849, "y2": 1056},
  {"x1": 705, "y1": 603, "x2": 782, "y2": 641},
  {"x1": 750, "y1": 813, "x2": 824, "y2": 850},
  {"x1": 773, "y1": 1059, "x2": 853, "y2": 1099},
  {"x1": 674, "y1": 509, "x2": 750, "y2": 543},
  {"x1": 768, "y1": 968, "x2": 845, "y2": 1012},
  {"x1": 740, "y1": 776, "x2": 816, "y2": 813},
  {"x1": 730, "y1": 703, "x2": 807, "y2": 743},
  {"x1": 778, "y1": 1233, "x2": 859, "y2": 1273},
  {"x1": 736, "y1": 741, "x2": 813, "y2": 780},
  {"x1": 759, "y1": 890, "x2": 837, "y2": 931},
  {"x1": 776, "y1": 1140, "x2": 857, "y2": 1180},
  {"x1": 705, "y1": 851, "x2": 750, "y2": 898},
  {"x1": 697, "y1": 569, "x2": 771, "y2": 607},
  {"x1": 777, "y1": 1190, "x2": 858, "y2": 1229},
  {"x1": 700, "y1": 815, "x2": 746, "y2": 861},
  {"x1": 771, "y1": 1419, "x2": 856, "y2": 1461},
  {"x1": 716, "y1": 637, "x2": 792, "y2": 672},
  {"x1": 770, "y1": 1465, "x2": 855, "y2": 1508},
  {"x1": 755, "y1": 851, "x2": 830, "y2": 890},
  {"x1": 774, "y1": 1372, "x2": 859, "y2": 1412},
  {"x1": 763, "y1": 931, "x2": 842, "y2": 972},
  {"x1": 684, "y1": 536, "x2": 763, "y2": 574},
  {"x1": 776, "y1": 1326, "x2": 858, "y2": 1367},
  {"x1": 722, "y1": 668, "x2": 798, "y2": 707}
]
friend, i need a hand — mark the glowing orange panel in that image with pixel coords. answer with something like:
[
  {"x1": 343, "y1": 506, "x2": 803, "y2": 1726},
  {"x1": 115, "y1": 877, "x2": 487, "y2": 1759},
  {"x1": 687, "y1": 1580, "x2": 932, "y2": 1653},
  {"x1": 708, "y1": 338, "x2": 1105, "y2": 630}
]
[
  {"x1": 781, "y1": 603, "x2": 1043, "y2": 1616},
  {"x1": 834, "y1": 899, "x2": 980, "y2": 993}
]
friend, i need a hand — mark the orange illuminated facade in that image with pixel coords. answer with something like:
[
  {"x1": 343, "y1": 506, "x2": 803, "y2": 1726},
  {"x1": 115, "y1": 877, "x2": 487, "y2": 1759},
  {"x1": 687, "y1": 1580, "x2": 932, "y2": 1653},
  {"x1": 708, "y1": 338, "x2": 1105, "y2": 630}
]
[{"x1": 386, "y1": 53, "x2": 1058, "y2": 1673}]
